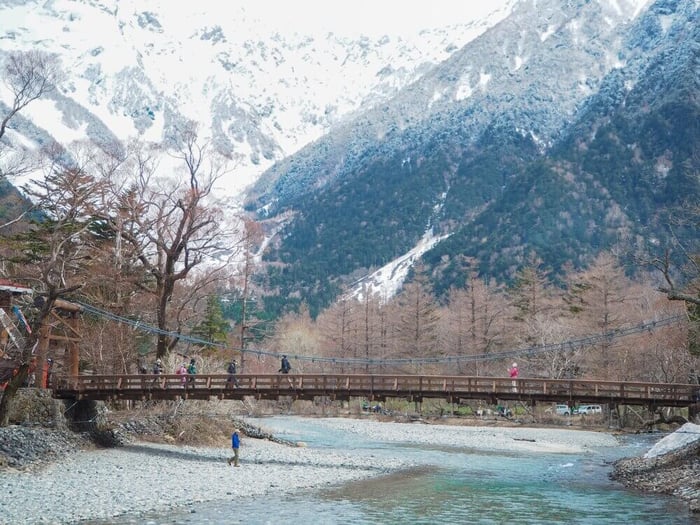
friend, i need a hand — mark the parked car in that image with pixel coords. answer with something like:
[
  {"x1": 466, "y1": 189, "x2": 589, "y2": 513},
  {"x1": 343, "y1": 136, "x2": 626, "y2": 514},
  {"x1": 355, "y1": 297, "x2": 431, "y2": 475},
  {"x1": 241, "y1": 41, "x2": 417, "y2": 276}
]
[
  {"x1": 554, "y1": 404, "x2": 571, "y2": 416},
  {"x1": 574, "y1": 404, "x2": 602, "y2": 415}
]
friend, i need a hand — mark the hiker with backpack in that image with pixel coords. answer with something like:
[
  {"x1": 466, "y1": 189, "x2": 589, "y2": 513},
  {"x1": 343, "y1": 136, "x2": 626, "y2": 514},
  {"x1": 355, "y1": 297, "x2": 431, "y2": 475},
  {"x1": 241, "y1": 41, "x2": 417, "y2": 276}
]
[
  {"x1": 226, "y1": 360, "x2": 239, "y2": 388},
  {"x1": 187, "y1": 358, "x2": 197, "y2": 388},
  {"x1": 279, "y1": 355, "x2": 291, "y2": 374}
]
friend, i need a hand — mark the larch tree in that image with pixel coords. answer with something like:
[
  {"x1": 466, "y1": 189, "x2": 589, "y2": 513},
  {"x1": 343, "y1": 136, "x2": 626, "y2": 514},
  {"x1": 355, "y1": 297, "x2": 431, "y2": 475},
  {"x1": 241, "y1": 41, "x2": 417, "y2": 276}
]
[
  {"x1": 444, "y1": 272, "x2": 509, "y2": 376},
  {"x1": 394, "y1": 265, "x2": 440, "y2": 373},
  {"x1": 571, "y1": 252, "x2": 632, "y2": 379},
  {"x1": 235, "y1": 219, "x2": 264, "y2": 372},
  {"x1": 317, "y1": 296, "x2": 358, "y2": 373},
  {"x1": 509, "y1": 253, "x2": 553, "y2": 324},
  {"x1": 357, "y1": 287, "x2": 387, "y2": 373},
  {"x1": 505, "y1": 253, "x2": 558, "y2": 377}
]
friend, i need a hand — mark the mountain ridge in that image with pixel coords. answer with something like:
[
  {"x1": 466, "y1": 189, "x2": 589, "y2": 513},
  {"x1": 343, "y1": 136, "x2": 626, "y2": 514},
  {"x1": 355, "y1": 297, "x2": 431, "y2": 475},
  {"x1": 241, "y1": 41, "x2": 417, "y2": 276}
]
[
  {"x1": 248, "y1": 0, "x2": 652, "y2": 211},
  {"x1": 250, "y1": 0, "x2": 700, "y2": 317},
  {"x1": 2, "y1": 0, "x2": 699, "y2": 321}
]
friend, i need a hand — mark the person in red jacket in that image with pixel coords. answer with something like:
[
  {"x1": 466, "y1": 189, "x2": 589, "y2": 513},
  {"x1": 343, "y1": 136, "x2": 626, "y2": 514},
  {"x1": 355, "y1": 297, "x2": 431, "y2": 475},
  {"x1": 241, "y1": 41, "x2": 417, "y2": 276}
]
[
  {"x1": 176, "y1": 363, "x2": 187, "y2": 387},
  {"x1": 509, "y1": 362, "x2": 519, "y2": 392}
]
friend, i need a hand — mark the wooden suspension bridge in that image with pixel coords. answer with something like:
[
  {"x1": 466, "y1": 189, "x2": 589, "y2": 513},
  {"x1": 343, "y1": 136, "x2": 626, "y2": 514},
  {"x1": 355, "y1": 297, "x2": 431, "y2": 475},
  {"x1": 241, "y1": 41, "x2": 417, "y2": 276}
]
[
  {"x1": 51, "y1": 373, "x2": 700, "y2": 411},
  {"x1": 2, "y1": 285, "x2": 699, "y2": 414}
]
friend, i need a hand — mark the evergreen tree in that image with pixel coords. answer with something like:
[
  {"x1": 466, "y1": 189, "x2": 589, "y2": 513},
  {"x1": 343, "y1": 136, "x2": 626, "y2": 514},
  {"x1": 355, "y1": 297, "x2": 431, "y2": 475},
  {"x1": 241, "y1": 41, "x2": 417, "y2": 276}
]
[{"x1": 191, "y1": 295, "x2": 229, "y2": 348}]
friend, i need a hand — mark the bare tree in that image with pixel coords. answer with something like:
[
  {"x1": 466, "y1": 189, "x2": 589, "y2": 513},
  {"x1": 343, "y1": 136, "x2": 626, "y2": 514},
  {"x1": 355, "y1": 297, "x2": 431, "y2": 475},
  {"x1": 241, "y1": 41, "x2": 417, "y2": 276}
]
[
  {"x1": 102, "y1": 130, "x2": 239, "y2": 359},
  {"x1": 268, "y1": 304, "x2": 321, "y2": 372},
  {"x1": 623, "y1": 286, "x2": 693, "y2": 383},
  {"x1": 0, "y1": 50, "x2": 63, "y2": 229},
  {"x1": 509, "y1": 253, "x2": 553, "y2": 324},
  {"x1": 318, "y1": 296, "x2": 358, "y2": 373},
  {"x1": 0, "y1": 50, "x2": 62, "y2": 142},
  {"x1": 236, "y1": 219, "x2": 264, "y2": 371},
  {"x1": 504, "y1": 253, "x2": 557, "y2": 376},
  {"x1": 641, "y1": 202, "x2": 700, "y2": 357},
  {"x1": 655, "y1": 247, "x2": 700, "y2": 306},
  {"x1": 394, "y1": 265, "x2": 440, "y2": 373},
  {"x1": 571, "y1": 252, "x2": 633, "y2": 378},
  {"x1": 357, "y1": 287, "x2": 387, "y2": 373},
  {"x1": 444, "y1": 272, "x2": 509, "y2": 376}
]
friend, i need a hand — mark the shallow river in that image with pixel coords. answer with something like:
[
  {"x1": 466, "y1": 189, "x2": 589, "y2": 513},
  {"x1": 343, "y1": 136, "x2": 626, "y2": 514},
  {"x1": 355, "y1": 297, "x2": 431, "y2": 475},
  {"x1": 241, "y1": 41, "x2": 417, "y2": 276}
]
[{"x1": 109, "y1": 417, "x2": 695, "y2": 524}]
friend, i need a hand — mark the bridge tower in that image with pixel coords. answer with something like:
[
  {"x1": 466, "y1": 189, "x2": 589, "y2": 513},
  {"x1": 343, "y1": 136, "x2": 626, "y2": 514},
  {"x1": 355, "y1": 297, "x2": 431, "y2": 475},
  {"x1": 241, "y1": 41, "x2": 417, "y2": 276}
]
[{"x1": 33, "y1": 298, "x2": 83, "y2": 387}]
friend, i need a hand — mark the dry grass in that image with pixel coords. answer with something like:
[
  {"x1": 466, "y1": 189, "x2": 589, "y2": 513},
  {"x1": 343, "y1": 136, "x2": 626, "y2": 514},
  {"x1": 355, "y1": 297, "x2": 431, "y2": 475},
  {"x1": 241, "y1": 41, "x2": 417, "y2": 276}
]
[{"x1": 104, "y1": 396, "x2": 662, "y2": 444}]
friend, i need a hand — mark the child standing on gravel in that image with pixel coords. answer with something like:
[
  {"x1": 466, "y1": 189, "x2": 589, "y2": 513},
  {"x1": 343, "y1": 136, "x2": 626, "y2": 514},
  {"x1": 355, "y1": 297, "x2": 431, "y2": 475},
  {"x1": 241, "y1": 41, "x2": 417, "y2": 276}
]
[{"x1": 227, "y1": 428, "x2": 241, "y2": 467}]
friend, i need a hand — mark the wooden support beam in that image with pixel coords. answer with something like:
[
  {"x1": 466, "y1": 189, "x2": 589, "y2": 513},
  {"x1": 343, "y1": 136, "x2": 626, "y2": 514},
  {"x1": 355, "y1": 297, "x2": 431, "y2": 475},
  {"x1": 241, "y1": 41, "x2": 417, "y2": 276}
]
[{"x1": 53, "y1": 299, "x2": 82, "y2": 313}]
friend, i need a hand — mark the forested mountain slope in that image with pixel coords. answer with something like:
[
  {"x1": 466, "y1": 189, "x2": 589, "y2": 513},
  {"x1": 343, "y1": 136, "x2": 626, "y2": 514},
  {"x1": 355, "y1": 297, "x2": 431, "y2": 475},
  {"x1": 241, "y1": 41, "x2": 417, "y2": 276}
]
[{"x1": 250, "y1": 0, "x2": 700, "y2": 317}]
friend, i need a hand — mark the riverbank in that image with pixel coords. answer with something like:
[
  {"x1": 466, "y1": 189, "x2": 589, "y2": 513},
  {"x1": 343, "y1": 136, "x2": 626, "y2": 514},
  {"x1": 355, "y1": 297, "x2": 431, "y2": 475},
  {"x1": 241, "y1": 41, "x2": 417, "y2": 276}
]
[
  {"x1": 0, "y1": 423, "x2": 410, "y2": 524},
  {"x1": 0, "y1": 417, "x2": 630, "y2": 525},
  {"x1": 611, "y1": 422, "x2": 700, "y2": 514}
]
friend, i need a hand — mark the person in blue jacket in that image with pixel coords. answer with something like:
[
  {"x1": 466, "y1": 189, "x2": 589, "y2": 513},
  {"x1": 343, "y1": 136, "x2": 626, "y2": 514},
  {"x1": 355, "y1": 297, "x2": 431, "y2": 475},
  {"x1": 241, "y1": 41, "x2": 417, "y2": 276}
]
[{"x1": 227, "y1": 428, "x2": 241, "y2": 466}]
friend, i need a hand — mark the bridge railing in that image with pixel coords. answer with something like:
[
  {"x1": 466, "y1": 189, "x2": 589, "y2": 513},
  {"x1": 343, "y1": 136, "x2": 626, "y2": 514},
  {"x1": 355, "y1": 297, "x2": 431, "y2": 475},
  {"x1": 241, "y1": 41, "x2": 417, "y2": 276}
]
[{"x1": 52, "y1": 373, "x2": 700, "y2": 405}]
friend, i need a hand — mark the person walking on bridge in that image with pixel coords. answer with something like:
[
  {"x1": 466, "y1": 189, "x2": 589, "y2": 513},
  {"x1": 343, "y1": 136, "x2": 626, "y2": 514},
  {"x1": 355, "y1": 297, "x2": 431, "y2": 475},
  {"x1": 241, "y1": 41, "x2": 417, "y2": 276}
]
[
  {"x1": 226, "y1": 360, "x2": 239, "y2": 388},
  {"x1": 509, "y1": 362, "x2": 519, "y2": 392},
  {"x1": 151, "y1": 358, "x2": 164, "y2": 388},
  {"x1": 187, "y1": 358, "x2": 197, "y2": 388},
  {"x1": 176, "y1": 362, "x2": 188, "y2": 388},
  {"x1": 279, "y1": 355, "x2": 291, "y2": 374}
]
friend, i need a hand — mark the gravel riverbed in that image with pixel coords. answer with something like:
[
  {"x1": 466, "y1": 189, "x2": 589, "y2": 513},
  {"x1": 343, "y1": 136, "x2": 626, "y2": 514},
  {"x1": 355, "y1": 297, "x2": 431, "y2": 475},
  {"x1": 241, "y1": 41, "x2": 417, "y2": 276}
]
[
  {"x1": 0, "y1": 418, "x2": 631, "y2": 525},
  {"x1": 2, "y1": 387, "x2": 698, "y2": 523}
]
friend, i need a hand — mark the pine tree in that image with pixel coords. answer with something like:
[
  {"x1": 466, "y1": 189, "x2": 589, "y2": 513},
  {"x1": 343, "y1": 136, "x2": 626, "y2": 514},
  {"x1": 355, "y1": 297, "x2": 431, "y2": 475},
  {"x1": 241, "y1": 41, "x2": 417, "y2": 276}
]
[{"x1": 191, "y1": 295, "x2": 229, "y2": 349}]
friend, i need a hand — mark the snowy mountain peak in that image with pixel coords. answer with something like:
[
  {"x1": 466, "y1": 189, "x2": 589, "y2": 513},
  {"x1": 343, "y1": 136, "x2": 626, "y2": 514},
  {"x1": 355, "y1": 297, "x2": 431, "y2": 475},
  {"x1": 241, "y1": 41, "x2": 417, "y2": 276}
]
[{"x1": 1, "y1": 0, "x2": 517, "y2": 199}]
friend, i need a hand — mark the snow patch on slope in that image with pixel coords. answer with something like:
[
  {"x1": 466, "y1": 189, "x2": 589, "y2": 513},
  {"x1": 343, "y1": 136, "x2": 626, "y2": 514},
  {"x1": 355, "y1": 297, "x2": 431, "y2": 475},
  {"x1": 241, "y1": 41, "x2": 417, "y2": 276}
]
[{"x1": 349, "y1": 229, "x2": 450, "y2": 303}]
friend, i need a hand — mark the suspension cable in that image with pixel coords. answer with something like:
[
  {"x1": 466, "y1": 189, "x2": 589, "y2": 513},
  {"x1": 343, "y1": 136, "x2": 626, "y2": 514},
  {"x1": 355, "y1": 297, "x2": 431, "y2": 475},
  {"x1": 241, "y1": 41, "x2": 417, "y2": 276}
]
[{"x1": 74, "y1": 301, "x2": 684, "y2": 366}]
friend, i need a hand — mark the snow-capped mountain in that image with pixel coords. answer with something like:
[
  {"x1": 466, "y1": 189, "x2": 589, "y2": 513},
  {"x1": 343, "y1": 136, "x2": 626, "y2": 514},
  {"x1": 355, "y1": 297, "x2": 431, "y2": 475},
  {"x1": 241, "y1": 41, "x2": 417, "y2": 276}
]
[
  {"x1": 0, "y1": 0, "x2": 517, "y2": 200},
  {"x1": 2, "y1": 0, "x2": 699, "y2": 320},
  {"x1": 243, "y1": 0, "x2": 700, "y2": 316},
  {"x1": 249, "y1": 0, "x2": 654, "y2": 209}
]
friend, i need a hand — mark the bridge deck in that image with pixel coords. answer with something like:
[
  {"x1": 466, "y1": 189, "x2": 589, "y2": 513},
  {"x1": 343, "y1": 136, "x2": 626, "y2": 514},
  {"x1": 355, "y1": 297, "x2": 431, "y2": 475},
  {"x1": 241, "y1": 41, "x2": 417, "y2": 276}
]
[{"x1": 51, "y1": 374, "x2": 700, "y2": 408}]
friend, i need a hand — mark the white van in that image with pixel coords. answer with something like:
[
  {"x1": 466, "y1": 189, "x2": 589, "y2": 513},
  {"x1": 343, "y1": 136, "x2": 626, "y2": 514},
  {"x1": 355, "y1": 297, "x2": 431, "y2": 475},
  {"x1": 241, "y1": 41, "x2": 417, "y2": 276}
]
[
  {"x1": 554, "y1": 404, "x2": 571, "y2": 416},
  {"x1": 574, "y1": 404, "x2": 602, "y2": 415}
]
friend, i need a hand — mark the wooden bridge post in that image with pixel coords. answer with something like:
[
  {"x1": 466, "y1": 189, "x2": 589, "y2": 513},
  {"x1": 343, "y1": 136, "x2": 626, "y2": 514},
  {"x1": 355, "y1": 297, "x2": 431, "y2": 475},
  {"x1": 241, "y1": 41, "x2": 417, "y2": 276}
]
[
  {"x1": 68, "y1": 314, "x2": 80, "y2": 377},
  {"x1": 608, "y1": 403, "x2": 618, "y2": 428},
  {"x1": 34, "y1": 322, "x2": 51, "y2": 387}
]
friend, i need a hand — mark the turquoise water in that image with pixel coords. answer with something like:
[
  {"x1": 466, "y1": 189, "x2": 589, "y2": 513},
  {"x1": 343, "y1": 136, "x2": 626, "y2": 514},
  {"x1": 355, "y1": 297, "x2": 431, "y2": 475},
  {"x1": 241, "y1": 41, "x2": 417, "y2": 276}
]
[{"x1": 103, "y1": 417, "x2": 695, "y2": 524}]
